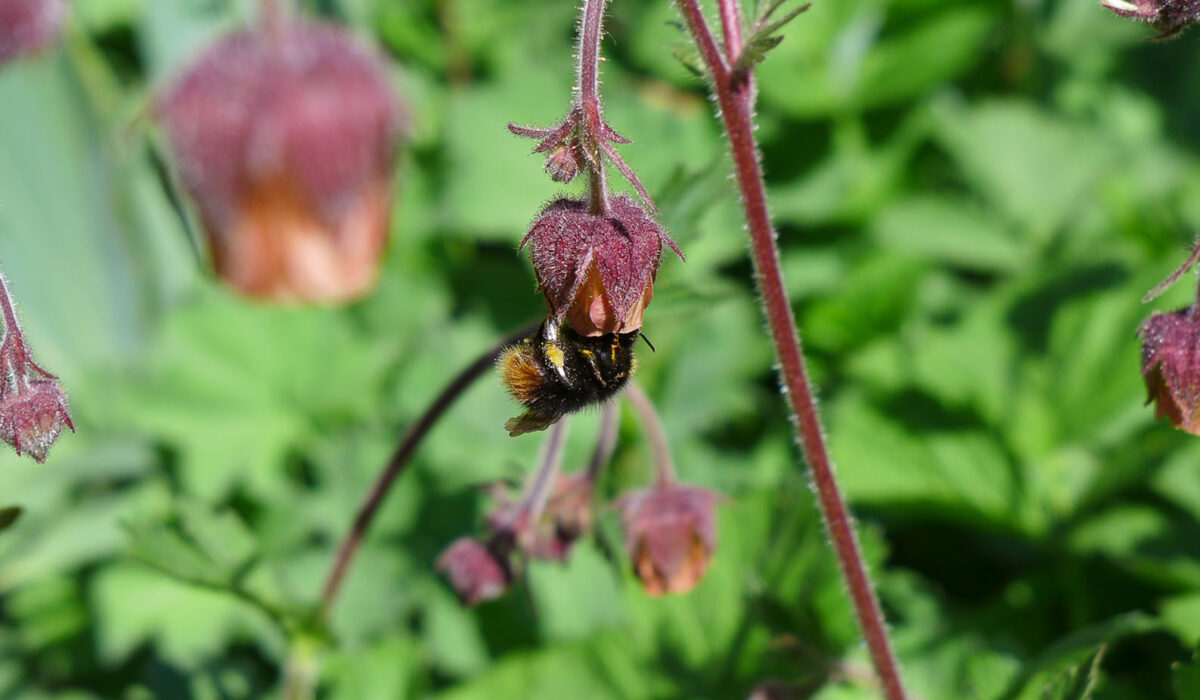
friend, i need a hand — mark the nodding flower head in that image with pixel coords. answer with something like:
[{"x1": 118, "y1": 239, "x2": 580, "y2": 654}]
[
  {"x1": 0, "y1": 0, "x2": 64, "y2": 65},
  {"x1": 521, "y1": 195, "x2": 682, "y2": 337},
  {"x1": 1140, "y1": 308, "x2": 1200, "y2": 434},
  {"x1": 159, "y1": 18, "x2": 403, "y2": 302},
  {"x1": 0, "y1": 378, "x2": 71, "y2": 463},
  {"x1": 617, "y1": 483, "x2": 719, "y2": 596},
  {"x1": 435, "y1": 536, "x2": 513, "y2": 606},
  {"x1": 1101, "y1": 0, "x2": 1200, "y2": 38}
]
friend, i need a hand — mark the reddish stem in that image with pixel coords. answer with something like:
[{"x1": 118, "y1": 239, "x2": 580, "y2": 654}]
[
  {"x1": 513, "y1": 420, "x2": 569, "y2": 542},
  {"x1": 717, "y1": 0, "x2": 745, "y2": 59},
  {"x1": 577, "y1": 0, "x2": 610, "y2": 214},
  {"x1": 319, "y1": 322, "x2": 538, "y2": 620},
  {"x1": 673, "y1": 2, "x2": 907, "y2": 697},
  {"x1": 0, "y1": 271, "x2": 30, "y2": 388},
  {"x1": 624, "y1": 382, "x2": 676, "y2": 487},
  {"x1": 586, "y1": 400, "x2": 619, "y2": 481}
]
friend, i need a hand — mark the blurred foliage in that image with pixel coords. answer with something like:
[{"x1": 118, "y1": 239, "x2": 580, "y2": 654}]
[{"x1": 2, "y1": 0, "x2": 1200, "y2": 698}]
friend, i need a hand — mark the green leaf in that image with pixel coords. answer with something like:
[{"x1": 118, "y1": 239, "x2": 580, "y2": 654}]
[
  {"x1": 1174, "y1": 650, "x2": 1200, "y2": 699},
  {"x1": 998, "y1": 614, "x2": 1158, "y2": 700},
  {"x1": 734, "y1": 2, "x2": 812, "y2": 73},
  {"x1": 1040, "y1": 646, "x2": 1104, "y2": 700},
  {"x1": 935, "y1": 100, "x2": 1119, "y2": 240}
]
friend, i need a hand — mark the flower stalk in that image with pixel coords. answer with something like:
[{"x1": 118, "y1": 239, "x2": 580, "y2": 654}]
[
  {"x1": 318, "y1": 322, "x2": 537, "y2": 620},
  {"x1": 624, "y1": 381, "x2": 676, "y2": 486},
  {"x1": 674, "y1": 0, "x2": 907, "y2": 696}
]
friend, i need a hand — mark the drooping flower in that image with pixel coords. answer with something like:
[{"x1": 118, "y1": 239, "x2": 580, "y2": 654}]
[
  {"x1": 0, "y1": 378, "x2": 71, "y2": 463},
  {"x1": 159, "y1": 17, "x2": 403, "y2": 302},
  {"x1": 522, "y1": 195, "x2": 682, "y2": 337},
  {"x1": 1101, "y1": 0, "x2": 1200, "y2": 38},
  {"x1": 1140, "y1": 308, "x2": 1200, "y2": 433},
  {"x1": 0, "y1": 0, "x2": 64, "y2": 65},
  {"x1": 0, "y1": 272, "x2": 73, "y2": 463},
  {"x1": 617, "y1": 483, "x2": 720, "y2": 596}
]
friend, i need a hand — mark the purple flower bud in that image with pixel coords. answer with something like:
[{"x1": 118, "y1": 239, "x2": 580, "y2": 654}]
[
  {"x1": 521, "y1": 195, "x2": 682, "y2": 337},
  {"x1": 0, "y1": 0, "x2": 64, "y2": 65},
  {"x1": 1101, "y1": 0, "x2": 1200, "y2": 38},
  {"x1": 525, "y1": 473, "x2": 594, "y2": 561},
  {"x1": 159, "y1": 19, "x2": 403, "y2": 302},
  {"x1": 0, "y1": 378, "x2": 72, "y2": 463},
  {"x1": 435, "y1": 537, "x2": 512, "y2": 605},
  {"x1": 617, "y1": 483, "x2": 719, "y2": 596},
  {"x1": 1140, "y1": 308, "x2": 1200, "y2": 433},
  {"x1": 543, "y1": 143, "x2": 581, "y2": 184}
]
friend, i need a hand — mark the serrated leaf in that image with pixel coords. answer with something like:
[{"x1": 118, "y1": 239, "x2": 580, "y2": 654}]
[
  {"x1": 734, "y1": 2, "x2": 811, "y2": 73},
  {"x1": 1041, "y1": 646, "x2": 1104, "y2": 700},
  {"x1": 672, "y1": 45, "x2": 706, "y2": 78}
]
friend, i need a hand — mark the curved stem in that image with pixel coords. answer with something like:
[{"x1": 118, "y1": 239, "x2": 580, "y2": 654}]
[
  {"x1": 318, "y1": 321, "x2": 538, "y2": 620},
  {"x1": 624, "y1": 382, "x2": 676, "y2": 487},
  {"x1": 515, "y1": 420, "x2": 569, "y2": 540},
  {"x1": 673, "y1": 2, "x2": 907, "y2": 697},
  {"x1": 586, "y1": 399, "x2": 619, "y2": 482}
]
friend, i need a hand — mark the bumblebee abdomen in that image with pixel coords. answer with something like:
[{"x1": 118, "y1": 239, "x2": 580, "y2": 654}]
[{"x1": 499, "y1": 320, "x2": 638, "y2": 435}]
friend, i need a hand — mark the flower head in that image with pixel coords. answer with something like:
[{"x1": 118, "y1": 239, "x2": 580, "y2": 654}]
[
  {"x1": 617, "y1": 483, "x2": 720, "y2": 596},
  {"x1": 435, "y1": 536, "x2": 513, "y2": 605},
  {"x1": 0, "y1": 378, "x2": 71, "y2": 463},
  {"x1": 0, "y1": 0, "x2": 64, "y2": 65},
  {"x1": 1140, "y1": 308, "x2": 1200, "y2": 433},
  {"x1": 521, "y1": 196, "x2": 682, "y2": 336},
  {"x1": 159, "y1": 18, "x2": 403, "y2": 302},
  {"x1": 1101, "y1": 0, "x2": 1200, "y2": 38}
]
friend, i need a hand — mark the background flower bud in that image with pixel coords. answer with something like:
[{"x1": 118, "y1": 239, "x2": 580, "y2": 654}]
[
  {"x1": 617, "y1": 484, "x2": 719, "y2": 596},
  {"x1": 0, "y1": 0, "x2": 64, "y2": 65},
  {"x1": 1139, "y1": 309, "x2": 1200, "y2": 433},
  {"x1": 521, "y1": 195, "x2": 682, "y2": 336},
  {"x1": 435, "y1": 537, "x2": 512, "y2": 605},
  {"x1": 159, "y1": 19, "x2": 403, "y2": 302},
  {"x1": 1101, "y1": 0, "x2": 1200, "y2": 38}
]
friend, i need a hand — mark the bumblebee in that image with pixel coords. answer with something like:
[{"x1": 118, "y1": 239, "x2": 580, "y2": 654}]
[{"x1": 499, "y1": 319, "x2": 638, "y2": 436}]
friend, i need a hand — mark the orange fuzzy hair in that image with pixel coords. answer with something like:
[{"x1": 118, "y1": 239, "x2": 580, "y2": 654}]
[{"x1": 498, "y1": 345, "x2": 543, "y2": 405}]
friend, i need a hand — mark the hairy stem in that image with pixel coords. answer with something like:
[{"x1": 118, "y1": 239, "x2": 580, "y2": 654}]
[
  {"x1": 0, "y1": 271, "x2": 29, "y2": 388},
  {"x1": 577, "y1": 0, "x2": 610, "y2": 214},
  {"x1": 717, "y1": 0, "x2": 745, "y2": 59},
  {"x1": 673, "y1": 2, "x2": 907, "y2": 697},
  {"x1": 624, "y1": 382, "x2": 676, "y2": 487},
  {"x1": 319, "y1": 322, "x2": 538, "y2": 620}
]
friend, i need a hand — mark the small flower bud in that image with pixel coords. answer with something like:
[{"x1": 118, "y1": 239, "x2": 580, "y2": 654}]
[
  {"x1": 521, "y1": 195, "x2": 682, "y2": 337},
  {"x1": 0, "y1": 0, "x2": 64, "y2": 65},
  {"x1": 0, "y1": 378, "x2": 72, "y2": 463},
  {"x1": 1101, "y1": 0, "x2": 1200, "y2": 38},
  {"x1": 1140, "y1": 308, "x2": 1200, "y2": 433},
  {"x1": 525, "y1": 473, "x2": 594, "y2": 561},
  {"x1": 543, "y1": 143, "x2": 581, "y2": 183},
  {"x1": 159, "y1": 19, "x2": 403, "y2": 302},
  {"x1": 435, "y1": 536, "x2": 512, "y2": 605},
  {"x1": 617, "y1": 483, "x2": 719, "y2": 596}
]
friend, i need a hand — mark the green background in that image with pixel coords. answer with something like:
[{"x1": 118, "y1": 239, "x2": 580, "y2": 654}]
[{"x1": 2, "y1": 0, "x2": 1200, "y2": 697}]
